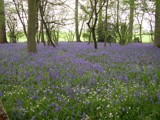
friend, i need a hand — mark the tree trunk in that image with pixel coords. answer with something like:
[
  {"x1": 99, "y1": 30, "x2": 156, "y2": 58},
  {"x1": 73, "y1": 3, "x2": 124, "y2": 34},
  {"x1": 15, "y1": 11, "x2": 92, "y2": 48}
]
[
  {"x1": 39, "y1": 2, "x2": 56, "y2": 47},
  {"x1": 0, "y1": 0, "x2": 7, "y2": 43},
  {"x1": 128, "y1": 0, "x2": 134, "y2": 43},
  {"x1": 27, "y1": 0, "x2": 37, "y2": 53},
  {"x1": 87, "y1": 0, "x2": 105, "y2": 49},
  {"x1": 87, "y1": 31, "x2": 92, "y2": 45},
  {"x1": 149, "y1": 20, "x2": 154, "y2": 42},
  {"x1": 116, "y1": 0, "x2": 122, "y2": 44},
  {"x1": 13, "y1": 0, "x2": 28, "y2": 38},
  {"x1": 104, "y1": 0, "x2": 109, "y2": 47},
  {"x1": 97, "y1": 0, "x2": 103, "y2": 42},
  {"x1": 0, "y1": 101, "x2": 9, "y2": 120},
  {"x1": 139, "y1": 24, "x2": 142, "y2": 42},
  {"x1": 40, "y1": 20, "x2": 46, "y2": 46},
  {"x1": 75, "y1": 0, "x2": 81, "y2": 42},
  {"x1": 39, "y1": 0, "x2": 46, "y2": 46},
  {"x1": 36, "y1": 1, "x2": 39, "y2": 44},
  {"x1": 154, "y1": 0, "x2": 160, "y2": 48},
  {"x1": 92, "y1": 27, "x2": 97, "y2": 49}
]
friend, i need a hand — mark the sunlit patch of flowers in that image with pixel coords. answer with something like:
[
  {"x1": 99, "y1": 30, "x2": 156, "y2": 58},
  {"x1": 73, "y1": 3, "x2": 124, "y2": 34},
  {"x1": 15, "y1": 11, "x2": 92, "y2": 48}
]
[{"x1": 0, "y1": 43, "x2": 160, "y2": 119}]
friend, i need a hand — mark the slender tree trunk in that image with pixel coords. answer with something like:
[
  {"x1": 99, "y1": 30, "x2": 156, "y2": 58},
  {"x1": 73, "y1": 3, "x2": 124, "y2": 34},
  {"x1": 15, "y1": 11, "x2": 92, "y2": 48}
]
[
  {"x1": 27, "y1": 0, "x2": 37, "y2": 53},
  {"x1": 0, "y1": 0, "x2": 7, "y2": 43},
  {"x1": 87, "y1": 0, "x2": 105, "y2": 49},
  {"x1": 92, "y1": 0, "x2": 99, "y2": 49},
  {"x1": 116, "y1": 0, "x2": 122, "y2": 43},
  {"x1": 75, "y1": 0, "x2": 81, "y2": 42},
  {"x1": 128, "y1": 0, "x2": 135, "y2": 43},
  {"x1": 39, "y1": 8, "x2": 56, "y2": 47},
  {"x1": 104, "y1": 0, "x2": 109, "y2": 47},
  {"x1": 79, "y1": 18, "x2": 85, "y2": 39},
  {"x1": 97, "y1": 0, "x2": 103, "y2": 42},
  {"x1": 154, "y1": 0, "x2": 160, "y2": 47},
  {"x1": 39, "y1": 1, "x2": 56, "y2": 47},
  {"x1": 39, "y1": 0, "x2": 46, "y2": 46},
  {"x1": 36, "y1": 1, "x2": 39, "y2": 43},
  {"x1": 92, "y1": 27, "x2": 97, "y2": 49},
  {"x1": 135, "y1": 9, "x2": 144, "y2": 43},
  {"x1": 13, "y1": 0, "x2": 28, "y2": 38},
  {"x1": 40, "y1": 20, "x2": 46, "y2": 46},
  {"x1": 87, "y1": 31, "x2": 92, "y2": 45},
  {"x1": 139, "y1": 24, "x2": 142, "y2": 42},
  {"x1": 149, "y1": 20, "x2": 154, "y2": 42}
]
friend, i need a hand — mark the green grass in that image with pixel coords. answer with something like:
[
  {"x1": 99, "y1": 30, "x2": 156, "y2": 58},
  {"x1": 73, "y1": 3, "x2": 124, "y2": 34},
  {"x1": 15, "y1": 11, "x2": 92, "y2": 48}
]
[
  {"x1": 7, "y1": 31, "x2": 153, "y2": 43},
  {"x1": 141, "y1": 35, "x2": 152, "y2": 43}
]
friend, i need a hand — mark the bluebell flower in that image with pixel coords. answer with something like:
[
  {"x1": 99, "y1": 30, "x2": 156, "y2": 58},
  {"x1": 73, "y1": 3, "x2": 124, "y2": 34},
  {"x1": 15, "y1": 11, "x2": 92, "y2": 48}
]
[
  {"x1": 0, "y1": 91, "x2": 3, "y2": 97},
  {"x1": 31, "y1": 95, "x2": 39, "y2": 100},
  {"x1": 17, "y1": 99, "x2": 22, "y2": 109},
  {"x1": 50, "y1": 103, "x2": 56, "y2": 107}
]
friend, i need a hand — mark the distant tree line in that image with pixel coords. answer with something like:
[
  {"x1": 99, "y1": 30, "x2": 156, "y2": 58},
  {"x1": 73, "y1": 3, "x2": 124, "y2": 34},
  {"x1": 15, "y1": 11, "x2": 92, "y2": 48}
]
[{"x1": 0, "y1": 0, "x2": 160, "y2": 52}]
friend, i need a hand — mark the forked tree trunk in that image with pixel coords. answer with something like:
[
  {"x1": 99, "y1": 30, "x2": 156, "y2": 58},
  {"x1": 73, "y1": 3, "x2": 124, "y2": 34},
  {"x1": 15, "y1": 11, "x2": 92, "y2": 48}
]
[{"x1": 87, "y1": 0, "x2": 105, "y2": 49}]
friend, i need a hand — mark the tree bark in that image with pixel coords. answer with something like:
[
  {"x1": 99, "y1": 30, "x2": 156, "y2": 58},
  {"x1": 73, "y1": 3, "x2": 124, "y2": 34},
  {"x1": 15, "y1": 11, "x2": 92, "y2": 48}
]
[
  {"x1": 0, "y1": 0, "x2": 7, "y2": 43},
  {"x1": 116, "y1": 0, "x2": 122, "y2": 44},
  {"x1": 97, "y1": 0, "x2": 103, "y2": 42},
  {"x1": 40, "y1": 20, "x2": 46, "y2": 46},
  {"x1": 0, "y1": 101, "x2": 9, "y2": 120},
  {"x1": 87, "y1": 0, "x2": 105, "y2": 49},
  {"x1": 39, "y1": 3, "x2": 56, "y2": 47},
  {"x1": 75, "y1": 0, "x2": 81, "y2": 42},
  {"x1": 154, "y1": 0, "x2": 160, "y2": 48},
  {"x1": 13, "y1": 0, "x2": 28, "y2": 38},
  {"x1": 27, "y1": 0, "x2": 37, "y2": 53},
  {"x1": 104, "y1": 0, "x2": 109, "y2": 47},
  {"x1": 128, "y1": 0, "x2": 135, "y2": 43},
  {"x1": 149, "y1": 20, "x2": 154, "y2": 42}
]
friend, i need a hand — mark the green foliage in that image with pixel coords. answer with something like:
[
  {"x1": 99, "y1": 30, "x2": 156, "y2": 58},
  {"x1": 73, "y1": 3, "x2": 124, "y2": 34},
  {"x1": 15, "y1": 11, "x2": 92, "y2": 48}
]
[
  {"x1": 82, "y1": 32, "x2": 89, "y2": 41},
  {"x1": 119, "y1": 23, "x2": 128, "y2": 45},
  {"x1": 65, "y1": 30, "x2": 75, "y2": 42},
  {"x1": 8, "y1": 32, "x2": 24, "y2": 43}
]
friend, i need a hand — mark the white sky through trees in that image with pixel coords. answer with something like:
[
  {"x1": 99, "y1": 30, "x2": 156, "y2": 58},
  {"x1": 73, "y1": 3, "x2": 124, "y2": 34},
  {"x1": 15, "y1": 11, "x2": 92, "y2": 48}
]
[{"x1": 4, "y1": 0, "x2": 154, "y2": 33}]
